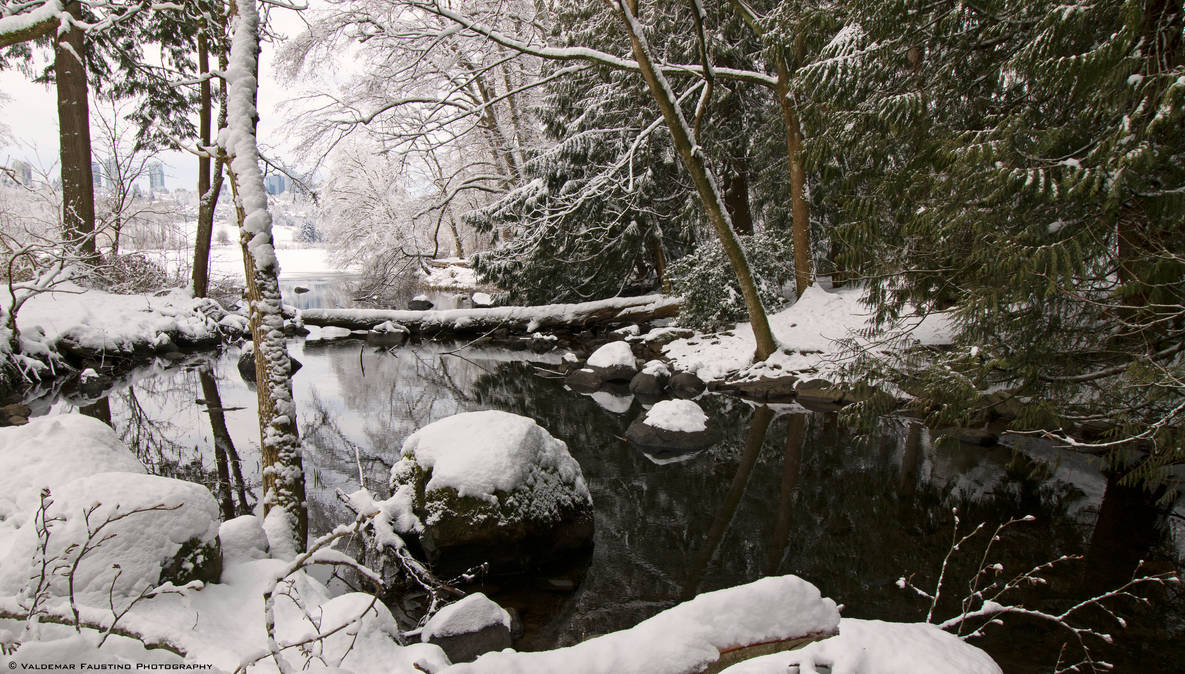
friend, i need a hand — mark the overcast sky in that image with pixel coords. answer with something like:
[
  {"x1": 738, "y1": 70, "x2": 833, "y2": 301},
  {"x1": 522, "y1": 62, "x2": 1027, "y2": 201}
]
[{"x1": 0, "y1": 5, "x2": 311, "y2": 192}]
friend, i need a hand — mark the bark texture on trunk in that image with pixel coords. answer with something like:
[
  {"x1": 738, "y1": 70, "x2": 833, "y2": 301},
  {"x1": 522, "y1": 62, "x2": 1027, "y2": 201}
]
[{"x1": 55, "y1": 1, "x2": 97, "y2": 262}]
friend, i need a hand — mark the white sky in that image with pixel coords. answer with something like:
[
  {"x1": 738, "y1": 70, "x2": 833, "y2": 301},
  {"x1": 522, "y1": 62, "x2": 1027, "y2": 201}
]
[{"x1": 0, "y1": 4, "x2": 312, "y2": 192}]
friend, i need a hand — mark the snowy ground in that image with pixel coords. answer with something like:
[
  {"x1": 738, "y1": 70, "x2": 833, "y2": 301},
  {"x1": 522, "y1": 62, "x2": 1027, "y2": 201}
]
[{"x1": 661, "y1": 285, "x2": 952, "y2": 383}]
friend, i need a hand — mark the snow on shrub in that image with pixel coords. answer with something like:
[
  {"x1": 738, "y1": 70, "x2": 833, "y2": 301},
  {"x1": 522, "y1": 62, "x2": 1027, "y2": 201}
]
[{"x1": 668, "y1": 231, "x2": 795, "y2": 330}]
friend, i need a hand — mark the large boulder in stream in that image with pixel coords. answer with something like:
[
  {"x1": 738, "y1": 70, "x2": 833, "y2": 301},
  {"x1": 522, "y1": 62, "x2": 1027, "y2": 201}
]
[
  {"x1": 387, "y1": 411, "x2": 593, "y2": 575},
  {"x1": 625, "y1": 399, "x2": 719, "y2": 454},
  {"x1": 585, "y1": 340, "x2": 638, "y2": 382}
]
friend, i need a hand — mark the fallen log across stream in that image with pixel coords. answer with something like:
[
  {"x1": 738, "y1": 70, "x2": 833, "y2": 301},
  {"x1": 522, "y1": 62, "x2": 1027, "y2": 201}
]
[{"x1": 300, "y1": 294, "x2": 681, "y2": 336}]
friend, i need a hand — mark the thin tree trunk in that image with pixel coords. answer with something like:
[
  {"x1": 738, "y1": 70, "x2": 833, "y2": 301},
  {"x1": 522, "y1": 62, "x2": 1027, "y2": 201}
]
[
  {"x1": 615, "y1": 0, "x2": 776, "y2": 360},
  {"x1": 56, "y1": 1, "x2": 98, "y2": 262},
  {"x1": 193, "y1": 13, "x2": 227, "y2": 298},
  {"x1": 775, "y1": 61, "x2": 812, "y2": 297},
  {"x1": 221, "y1": 0, "x2": 307, "y2": 554}
]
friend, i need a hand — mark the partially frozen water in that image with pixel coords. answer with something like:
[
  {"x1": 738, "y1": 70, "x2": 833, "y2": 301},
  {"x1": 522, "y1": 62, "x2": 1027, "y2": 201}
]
[{"x1": 33, "y1": 339, "x2": 1184, "y2": 673}]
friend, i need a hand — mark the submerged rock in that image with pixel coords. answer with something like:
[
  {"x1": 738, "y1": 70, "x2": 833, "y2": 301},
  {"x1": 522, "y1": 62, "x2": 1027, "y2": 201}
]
[
  {"x1": 388, "y1": 411, "x2": 594, "y2": 575},
  {"x1": 565, "y1": 367, "x2": 603, "y2": 392},
  {"x1": 368, "y1": 320, "x2": 410, "y2": 347},
  {"x1": 422, "y1": 593, "x2": 512, "y2": 663},
  {"x1": 625, "y1": 399, "x2": 719, "y2": 452}
]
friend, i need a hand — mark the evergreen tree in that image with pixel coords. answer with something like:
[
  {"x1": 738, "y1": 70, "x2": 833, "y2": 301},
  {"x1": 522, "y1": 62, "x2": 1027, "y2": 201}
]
[{"x1": 804, "y1": 0, "x2": 1184, "y2": 482}]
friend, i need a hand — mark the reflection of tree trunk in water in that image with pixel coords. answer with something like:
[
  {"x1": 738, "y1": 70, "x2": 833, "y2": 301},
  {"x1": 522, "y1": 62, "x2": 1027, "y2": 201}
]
[
  {"x1": 764, "y1": 413, "x2": 806, "y2": 575},
  {"x1": 1084, "y1": 472, "x2": 1163, "y2": 590},
  {"x1": 199, "y1": 367, "x2": 249, "y2": 517},
  {"x1": 79, "y1": 398, "x2": 112, "y2": 426},
  {"x1": 898, "y1": 422, "x2": 923, "y2": 500},
  {"x1": 683, "y1": 405, "x2": 774, "y2": 599}
]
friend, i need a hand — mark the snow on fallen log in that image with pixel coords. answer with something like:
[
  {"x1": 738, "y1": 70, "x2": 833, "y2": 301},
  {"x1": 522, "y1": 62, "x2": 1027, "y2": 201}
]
[
  {"x1": 302, "y1": 294, "x2": 681, "y2": 335},
  {"x1": 442, "y1": 575, "x2": 839, "y2": 674}
]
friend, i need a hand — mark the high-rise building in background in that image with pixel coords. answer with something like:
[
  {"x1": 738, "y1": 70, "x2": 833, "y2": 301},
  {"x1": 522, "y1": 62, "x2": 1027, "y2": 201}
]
[
  {"x1": 264, "y1": 173, "x2": 287, "y2": 195},
  {"x1": 148, "y1": 162, "x2": 166, "y2": 192},
  {"x1": 8, "y1": 160, "x2": 33, "y2": 186},
  {"x1": 91, "y1": 161, "x2": 102, "y2": 189}
]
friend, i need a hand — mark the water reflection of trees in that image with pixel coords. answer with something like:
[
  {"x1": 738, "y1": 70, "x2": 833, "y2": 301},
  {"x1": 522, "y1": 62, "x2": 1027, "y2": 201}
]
[{"x1": 464, "y1": 366, "x2": 1180, "y2": 669}]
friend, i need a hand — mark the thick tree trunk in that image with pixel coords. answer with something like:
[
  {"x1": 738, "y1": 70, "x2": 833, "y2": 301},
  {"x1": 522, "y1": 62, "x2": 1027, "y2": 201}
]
[
  {"x1": 55, "y1": 1, "x2": 97, "y2": 262},
  {"x1": 222, "y1": 0, "x2": 307, "y2": 554},
  {"x1": 723, "y1": 169, "x2": 753, "y2": 236},
  {"x1": 615, "y1": 1, "x2": 776, "y2": 361}
]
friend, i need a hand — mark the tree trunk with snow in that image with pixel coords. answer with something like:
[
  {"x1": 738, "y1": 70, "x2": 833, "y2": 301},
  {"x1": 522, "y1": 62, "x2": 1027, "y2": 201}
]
[
  {"x1": 220, "y1": 0, "x2": 307, "y2": 554},
  {"x1": 613, "y1": 0, "x2": 776, "y2": 361},
  {"x1": 55, "y1": 0, "x2": 98, "y2": 263}
]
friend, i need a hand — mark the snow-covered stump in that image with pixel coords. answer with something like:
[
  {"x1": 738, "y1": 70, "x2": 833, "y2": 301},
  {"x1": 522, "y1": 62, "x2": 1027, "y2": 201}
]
[
  {"x1": 219, "y1": 0, "x2": 307, "y2": 554},
  {"x1": 441, "y1": 576, "x2": 840, "y2": 674},
  {"x1": 386, "y1": 411, "x2": 594, "y2": 576}
]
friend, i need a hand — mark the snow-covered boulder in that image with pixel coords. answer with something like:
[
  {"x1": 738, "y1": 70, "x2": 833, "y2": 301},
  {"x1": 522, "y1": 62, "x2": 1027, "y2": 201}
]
[
  {"x1": 585, "y1": 341, "x2": 638, "y2": 382},
  {"x1": 625, "y1": 399, "x2": 719, "y2": 454},
  {"x1": 409, "y1": 295, "x2": 434, "y2": 311},
  {"x1": 629, "y1": 360, "x2": 671, "y2": 398},
  {"x1": 472, "y1": 292, "x2": 493, "y2": 307},
  {"x1": 219, "y1": 515, "x2": 270, "y2": 564},
  {"x1": 388, "y1": 411, "x2": 593, "y2": 574},
  {"x1": 422, "y1": 592, "x2": 512, "y2": 663},
  {"x1": 0, "y1": 472, "x2": 221, "y2": 603},
  {"x1": 0, "y1": 415, "x2": 146, "y2": 526}
]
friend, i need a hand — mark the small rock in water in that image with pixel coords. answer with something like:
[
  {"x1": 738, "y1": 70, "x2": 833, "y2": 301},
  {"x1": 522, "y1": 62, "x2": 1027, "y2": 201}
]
[
  {"x1": 293, "y1": 285, "x2": 310, "y2": 294},
  {"x1": 669, "y1": 371, "x2": 707, "y2": 398},
  {"x1": 409, "y1": 294, "x2": 434, "y2": 311},
  {"x1": 422, "y1": 593, "x2": 512, "y2": 664}
]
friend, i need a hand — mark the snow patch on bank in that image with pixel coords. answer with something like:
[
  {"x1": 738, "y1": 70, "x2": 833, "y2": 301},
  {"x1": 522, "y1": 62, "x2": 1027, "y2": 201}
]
[{"x1": 663, "y1": 285, "x2": 952, "y2": 382}]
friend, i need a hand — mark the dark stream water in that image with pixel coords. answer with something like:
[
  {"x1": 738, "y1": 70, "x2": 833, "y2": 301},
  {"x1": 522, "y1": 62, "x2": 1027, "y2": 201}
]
[{"x1": 24, "y1": 287, "x2": 1185, "y2": 672}]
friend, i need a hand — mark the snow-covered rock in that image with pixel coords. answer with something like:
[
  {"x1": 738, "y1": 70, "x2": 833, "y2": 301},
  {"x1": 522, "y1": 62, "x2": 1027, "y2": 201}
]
[
  {"x1": 0, "y1": 472, "x2": 222, "y2": 603},
  {"x1": 443, "y1": 575, "x2": 839, "y2": 674},
  {"x1": 237, "y1": 342, "x2": 301, "y2": 383},
  {"x1": 0, "y1": 415, "x2": 146, "y2": 526},
  {"x1": 625, "y1": 399, "x2": 719, "y2": 454},
  {"x1": 317, "y1": 592, "x2": 451, "y2": 672},
  {"x1": 669, "y1": 371, "x2": 707, "y2": 399},
  {"x1": 585, "y1": 341, "x2": 638, "y2": 382},
  {"x1": 423, "y1": 592, "x2": 512, "y2": 663},
  {"x1": 719, "y1": 618, "x2": 1001, "y2": 674},
  {"x1": 219, "y1": 515, "x2": 270, "y2": 564},
  {"x1": 472, "y1": 292, "x2": 493, "y2": 307},
  {"x1": 629, "y1": 360, "x2": 671, "y2": 397},
  {"x1": 409, "y1": 294, "x2": 435, "y2": 311},
  {"x1": 387, "y1": 411, "x2": 594, "y2": 574}
]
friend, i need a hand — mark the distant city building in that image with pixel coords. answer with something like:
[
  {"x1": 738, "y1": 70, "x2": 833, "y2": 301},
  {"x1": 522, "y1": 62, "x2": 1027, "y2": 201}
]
[
  {"x1": 9, "y1": 160, "x2": 33, "y2": 185},
  {"x1": 264, "y1": 174, "x2": 288, "y2": 195},
  {"x1": 148, "y1": 162, "x2": 166, "y2": 192},
  {"x1": 92, "y1": 161, "x2": 102, "y2": 188}
]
